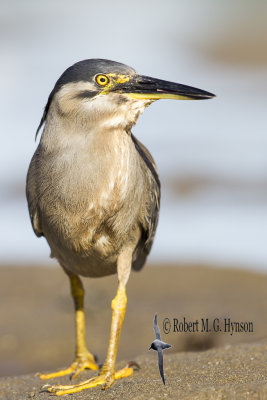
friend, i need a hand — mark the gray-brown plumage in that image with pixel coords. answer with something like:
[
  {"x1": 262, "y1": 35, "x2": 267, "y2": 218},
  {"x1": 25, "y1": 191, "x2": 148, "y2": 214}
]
[{"x1": 26, "y1": 59, "x2": 214, "y2": 394}]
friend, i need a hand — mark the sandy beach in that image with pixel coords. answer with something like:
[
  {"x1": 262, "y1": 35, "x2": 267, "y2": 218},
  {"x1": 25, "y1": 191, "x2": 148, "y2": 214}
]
[{"x1": 0, "y1": 264, "x2": 266, "y2": 398}]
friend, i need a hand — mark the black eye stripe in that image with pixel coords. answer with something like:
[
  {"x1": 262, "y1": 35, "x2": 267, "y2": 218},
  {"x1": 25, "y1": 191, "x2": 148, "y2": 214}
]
[{"x1": 76, "y1": 90, "x2": 98, "y2": 99}]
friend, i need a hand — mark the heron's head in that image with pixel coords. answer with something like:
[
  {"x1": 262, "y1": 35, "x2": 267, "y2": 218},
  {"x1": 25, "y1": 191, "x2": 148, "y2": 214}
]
[{"x1": 36, "y1": 59, "x2": 215, "y2": 138}]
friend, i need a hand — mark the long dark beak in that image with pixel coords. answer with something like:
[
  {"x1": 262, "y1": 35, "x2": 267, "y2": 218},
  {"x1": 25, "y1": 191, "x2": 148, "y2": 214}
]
[{"x1": 118, "y1": 74, "x2": 215, "y2": 100}]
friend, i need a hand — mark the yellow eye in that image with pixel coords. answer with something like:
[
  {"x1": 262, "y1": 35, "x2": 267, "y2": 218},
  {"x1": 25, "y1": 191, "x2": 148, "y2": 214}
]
[{"x1": 95, "y1": 74, "x2": 109, "y2": 86}]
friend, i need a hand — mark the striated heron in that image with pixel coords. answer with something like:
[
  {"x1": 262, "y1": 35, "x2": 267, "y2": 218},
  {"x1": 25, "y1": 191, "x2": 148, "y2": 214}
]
[{"x1": 26, "y1": 59, "x2": 214, "y2": 394}]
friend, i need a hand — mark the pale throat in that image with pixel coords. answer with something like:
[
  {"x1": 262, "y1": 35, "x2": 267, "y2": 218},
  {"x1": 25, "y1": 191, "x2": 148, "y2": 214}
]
[{"x1": 90, "y1": 95, "x2": 153, "y2": 132}]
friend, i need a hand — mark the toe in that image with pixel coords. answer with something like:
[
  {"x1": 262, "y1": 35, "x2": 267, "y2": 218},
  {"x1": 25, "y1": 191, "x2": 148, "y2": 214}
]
[
  {"x1": 39, "y1": 366, "x2": 74, "y2": 379},
  {"x1": 39, "y1": 354, "x2": 99, "y2": 380}
]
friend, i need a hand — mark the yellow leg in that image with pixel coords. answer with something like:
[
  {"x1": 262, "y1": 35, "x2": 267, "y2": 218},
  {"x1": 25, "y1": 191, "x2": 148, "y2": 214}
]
[
  {"x1": 41, "y1": 249, "x2": 138, "y2": 395},
  {"x1": 39, "y1": 272, "x2": 98, "y2": 380},
  {"x1": 99, "y1": 282, "x2": 128, "y2": 387},
  {"x1": 43, "y1": 282, "x2": 136, "y2": 395}
]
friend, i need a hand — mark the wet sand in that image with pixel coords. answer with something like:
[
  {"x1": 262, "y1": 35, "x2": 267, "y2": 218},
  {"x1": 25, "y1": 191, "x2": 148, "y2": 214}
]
[{"x1": 0, "y1": 264, "x2": 266, "y2": 398}]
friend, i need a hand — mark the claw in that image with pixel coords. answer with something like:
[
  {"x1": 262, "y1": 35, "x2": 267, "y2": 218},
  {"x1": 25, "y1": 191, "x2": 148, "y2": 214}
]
[
  {"x1": 127, "y1": 361, "x2": 140, "y2": 370},
  {"x1": 40, "y1": 384, "x2": 52, "y2": 393}
]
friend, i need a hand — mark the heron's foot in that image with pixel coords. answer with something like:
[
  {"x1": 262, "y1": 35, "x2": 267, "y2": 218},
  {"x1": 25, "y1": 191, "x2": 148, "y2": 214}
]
[
  {"x1": 39, "y1": 352, "x2": 99, "y2": 380},
  {"x1": 41, "y1": 362, "x2": 139, "y2": 395}
]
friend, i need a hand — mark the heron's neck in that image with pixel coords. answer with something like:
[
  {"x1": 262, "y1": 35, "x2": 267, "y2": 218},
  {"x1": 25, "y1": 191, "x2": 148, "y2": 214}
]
[
  {"x1": 38, "y1": 108, "x2": 141, "y2": 208},
  {"x1": 39, "y1": 106, "x2": 139, "y2": 192}
]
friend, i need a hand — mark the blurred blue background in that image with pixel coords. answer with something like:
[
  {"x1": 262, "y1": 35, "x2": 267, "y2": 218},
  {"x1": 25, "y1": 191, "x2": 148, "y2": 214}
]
[{"x1": 1, "y1": 0, "x2": 267, "y2": 270}]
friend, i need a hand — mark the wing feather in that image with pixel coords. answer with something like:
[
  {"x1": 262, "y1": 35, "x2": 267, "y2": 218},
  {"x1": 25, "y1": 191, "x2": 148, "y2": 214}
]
[
  {"x1": 157, "y1": 349, "x2": 165, "y2": 385},
  {"x1": 26, "y1": 150, "x2": 43, "y2": 238},
  {"x1": 131, "y1": 134, "x2": 160, "y2": 271},
  {"x1": 153, "y1": 313, "x2": 161, "y2": 340}
]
